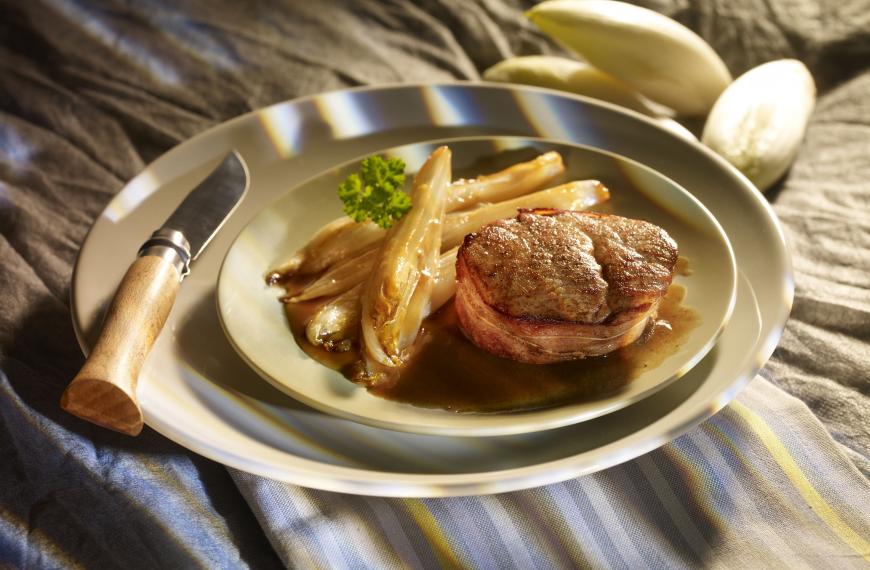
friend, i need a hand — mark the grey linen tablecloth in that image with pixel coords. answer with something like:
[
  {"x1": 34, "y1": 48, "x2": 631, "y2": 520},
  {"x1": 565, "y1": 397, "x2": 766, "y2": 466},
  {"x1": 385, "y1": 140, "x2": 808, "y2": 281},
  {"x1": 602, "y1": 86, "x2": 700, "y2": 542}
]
[{"x1": 1, "y1": 0, "x2": 868, "y2": 568}]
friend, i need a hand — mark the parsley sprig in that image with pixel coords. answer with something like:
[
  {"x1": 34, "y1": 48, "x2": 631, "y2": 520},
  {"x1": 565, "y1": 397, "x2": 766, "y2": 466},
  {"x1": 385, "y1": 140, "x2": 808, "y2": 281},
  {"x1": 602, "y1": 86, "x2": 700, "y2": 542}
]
[{"x1": 338, "y1": 156, "x2": 411, "y2": 229}]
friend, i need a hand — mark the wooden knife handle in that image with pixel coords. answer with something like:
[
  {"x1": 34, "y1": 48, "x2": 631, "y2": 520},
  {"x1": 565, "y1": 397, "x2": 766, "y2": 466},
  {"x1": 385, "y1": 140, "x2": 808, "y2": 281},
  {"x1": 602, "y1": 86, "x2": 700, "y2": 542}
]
[{"x1": 62, "y1": 254, "x2": 181, "y2": 435}]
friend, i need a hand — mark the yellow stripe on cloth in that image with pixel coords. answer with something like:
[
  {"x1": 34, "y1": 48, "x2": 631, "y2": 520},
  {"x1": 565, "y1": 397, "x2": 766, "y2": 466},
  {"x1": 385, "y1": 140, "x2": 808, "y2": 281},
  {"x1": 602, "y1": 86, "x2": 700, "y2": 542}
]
[
  {"x1": 402, "y1": 499, "x2": 467, "y2": 568},
  {"x1": 732, "y1": 401, "x2": 870, "y2": 562}
]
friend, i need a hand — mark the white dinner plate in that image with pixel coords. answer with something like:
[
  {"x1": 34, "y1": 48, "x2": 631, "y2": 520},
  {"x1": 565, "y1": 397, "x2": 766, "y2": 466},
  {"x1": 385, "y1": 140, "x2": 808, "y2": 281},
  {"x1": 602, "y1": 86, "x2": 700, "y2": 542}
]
[
  {"x1": 217, "y1": 137, "x2": 737, "y2": 436},
  {"x1": 71, "y1": 83, "x2": 791, "y2": 496}
]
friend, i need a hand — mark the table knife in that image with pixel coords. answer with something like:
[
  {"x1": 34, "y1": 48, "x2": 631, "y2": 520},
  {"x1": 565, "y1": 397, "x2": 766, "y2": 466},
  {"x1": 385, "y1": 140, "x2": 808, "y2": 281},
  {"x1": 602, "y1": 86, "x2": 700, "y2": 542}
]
[{"x1": 61, "y1": 151, "x2": 249, "y2": 436}]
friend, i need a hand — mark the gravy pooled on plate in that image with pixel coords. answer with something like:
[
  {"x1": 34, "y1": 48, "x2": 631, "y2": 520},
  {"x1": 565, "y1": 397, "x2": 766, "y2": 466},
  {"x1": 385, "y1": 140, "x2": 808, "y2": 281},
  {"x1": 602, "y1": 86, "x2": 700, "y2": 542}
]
[{"x1": 281, "y1": 279, "x2": 698, "y2": 413}]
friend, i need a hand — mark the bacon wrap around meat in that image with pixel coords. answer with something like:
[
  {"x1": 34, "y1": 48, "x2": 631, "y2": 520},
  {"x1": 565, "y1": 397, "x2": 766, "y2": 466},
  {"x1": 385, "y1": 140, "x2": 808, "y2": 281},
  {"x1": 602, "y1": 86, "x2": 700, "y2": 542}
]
[{"x1": 455, "y1": 209, "x2": 678, "y2": 364}]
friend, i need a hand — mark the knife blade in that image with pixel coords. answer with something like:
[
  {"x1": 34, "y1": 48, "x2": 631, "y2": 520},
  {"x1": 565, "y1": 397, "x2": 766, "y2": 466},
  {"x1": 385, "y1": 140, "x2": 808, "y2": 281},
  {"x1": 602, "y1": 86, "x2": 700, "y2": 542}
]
[{"x1": 61, "y1": 151, "x2": 249, "y2": 436}]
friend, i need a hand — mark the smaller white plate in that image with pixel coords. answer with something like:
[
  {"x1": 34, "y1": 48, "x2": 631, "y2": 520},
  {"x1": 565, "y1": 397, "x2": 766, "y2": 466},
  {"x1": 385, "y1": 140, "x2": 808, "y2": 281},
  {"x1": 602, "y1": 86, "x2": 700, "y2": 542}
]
[{"x1": 217, "y1": 137, "x2": 736, "y2": 436}]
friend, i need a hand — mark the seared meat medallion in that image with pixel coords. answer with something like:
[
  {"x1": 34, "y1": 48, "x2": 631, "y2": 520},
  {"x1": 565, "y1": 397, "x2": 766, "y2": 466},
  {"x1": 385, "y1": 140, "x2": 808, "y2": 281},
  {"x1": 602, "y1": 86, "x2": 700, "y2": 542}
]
[{"x1": 455, "y1": 209, "x2": 678, "y2": 364}]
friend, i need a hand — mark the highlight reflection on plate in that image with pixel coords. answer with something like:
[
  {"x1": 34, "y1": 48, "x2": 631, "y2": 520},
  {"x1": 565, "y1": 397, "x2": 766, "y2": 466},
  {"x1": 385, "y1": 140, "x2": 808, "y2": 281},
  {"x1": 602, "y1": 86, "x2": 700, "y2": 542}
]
[{"x1": 217, "y1": 137, "x2": 737, "y2": 437}]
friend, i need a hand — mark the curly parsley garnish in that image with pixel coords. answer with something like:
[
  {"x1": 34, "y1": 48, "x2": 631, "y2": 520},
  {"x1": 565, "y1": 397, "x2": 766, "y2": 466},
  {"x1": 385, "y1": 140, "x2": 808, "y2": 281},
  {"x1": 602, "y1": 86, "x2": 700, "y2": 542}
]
[{"x1": 338, "y1": 155, "x2": 411, "y2": 229}]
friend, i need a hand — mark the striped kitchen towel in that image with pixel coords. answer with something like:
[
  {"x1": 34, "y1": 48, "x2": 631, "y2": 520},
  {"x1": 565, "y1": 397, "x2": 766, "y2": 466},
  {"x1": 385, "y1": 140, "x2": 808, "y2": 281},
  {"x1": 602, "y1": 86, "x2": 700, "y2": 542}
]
[{"x1": 231, "y1": 377, "x2": 870, "y2": 569}]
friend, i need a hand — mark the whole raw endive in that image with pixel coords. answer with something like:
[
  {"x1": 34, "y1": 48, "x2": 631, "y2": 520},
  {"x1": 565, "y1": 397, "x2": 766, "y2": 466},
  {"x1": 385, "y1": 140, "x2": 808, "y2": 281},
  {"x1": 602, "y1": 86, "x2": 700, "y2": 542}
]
[
  {"x1": 702, "y1": 59, "x2": 816, "y2": 192},
  {"x1": 526, "y1": 0, "x2": 732, "y2": 115},
  {"x1": 482, "y1": 55, "x2": 697, "y2": 141},
  {"x1": 483, "y1": 55, "x2": 659, "y2": 116}
]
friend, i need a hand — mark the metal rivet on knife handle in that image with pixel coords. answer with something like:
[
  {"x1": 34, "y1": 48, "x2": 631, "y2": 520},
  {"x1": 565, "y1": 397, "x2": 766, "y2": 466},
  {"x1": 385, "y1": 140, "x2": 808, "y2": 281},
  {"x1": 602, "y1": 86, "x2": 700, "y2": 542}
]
[{"x1": 61, "y1": 151, "x2": 249, "y2": 436}]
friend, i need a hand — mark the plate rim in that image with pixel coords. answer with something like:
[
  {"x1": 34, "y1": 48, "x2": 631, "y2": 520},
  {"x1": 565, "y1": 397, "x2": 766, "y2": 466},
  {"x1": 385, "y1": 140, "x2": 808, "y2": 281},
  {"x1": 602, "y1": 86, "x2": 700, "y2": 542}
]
[
  {"x1": 70, "y1": 82, "x2": 793, "y2": 496},
  {"x1": 215, "y1": 134, "x2": 739, "y2": 437}
]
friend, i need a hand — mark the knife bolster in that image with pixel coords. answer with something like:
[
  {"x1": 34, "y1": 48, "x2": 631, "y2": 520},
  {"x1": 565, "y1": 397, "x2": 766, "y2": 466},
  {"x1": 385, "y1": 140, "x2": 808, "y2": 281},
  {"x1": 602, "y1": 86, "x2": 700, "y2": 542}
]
[{"x1": 139, "y1": 228, "x2": 191, "y2": 279}]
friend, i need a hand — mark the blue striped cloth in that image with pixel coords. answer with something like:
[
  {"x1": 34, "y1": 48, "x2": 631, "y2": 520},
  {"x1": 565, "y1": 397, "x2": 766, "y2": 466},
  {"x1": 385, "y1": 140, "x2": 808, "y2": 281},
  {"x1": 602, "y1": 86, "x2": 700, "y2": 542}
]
[{"x1": 231, "y1": 378, "x2": 870, "y2": 568}]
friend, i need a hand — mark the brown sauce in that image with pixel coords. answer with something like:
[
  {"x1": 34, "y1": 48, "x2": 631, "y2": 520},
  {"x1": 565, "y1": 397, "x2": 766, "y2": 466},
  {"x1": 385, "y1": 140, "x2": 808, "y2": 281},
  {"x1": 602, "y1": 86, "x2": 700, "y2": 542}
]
[
  {"x1": 281, "y1": 282, "x2": 700, "y2": 414},
  {"x1": 675, "y1": 256, "x2": 693, "y2": 276}
]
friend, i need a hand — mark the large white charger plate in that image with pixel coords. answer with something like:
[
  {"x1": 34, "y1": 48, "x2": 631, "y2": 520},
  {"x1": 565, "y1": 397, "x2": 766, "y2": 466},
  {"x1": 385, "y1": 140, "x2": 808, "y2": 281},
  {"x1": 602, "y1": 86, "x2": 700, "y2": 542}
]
[
  {"x1": 217, "y1": 137, "x2": 737, "y2": 436},
  {"x1": 71, "y1": 83, "x2": 791, "y2": 496}
]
